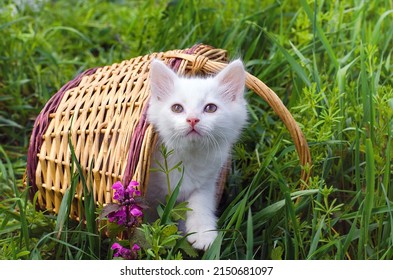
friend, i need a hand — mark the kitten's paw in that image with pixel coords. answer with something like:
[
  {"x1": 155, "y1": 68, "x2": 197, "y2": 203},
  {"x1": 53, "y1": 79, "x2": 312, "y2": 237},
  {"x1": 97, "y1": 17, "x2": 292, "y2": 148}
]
[{"x1": 187, "y1": 230, "x2": 218, "y2": 250}]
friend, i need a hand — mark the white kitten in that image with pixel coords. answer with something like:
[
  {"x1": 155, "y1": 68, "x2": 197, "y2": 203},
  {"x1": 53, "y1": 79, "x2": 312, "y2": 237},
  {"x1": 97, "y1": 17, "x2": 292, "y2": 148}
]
[{"x1": 146, "y1": 59, "x2": 248, "y2": 250}]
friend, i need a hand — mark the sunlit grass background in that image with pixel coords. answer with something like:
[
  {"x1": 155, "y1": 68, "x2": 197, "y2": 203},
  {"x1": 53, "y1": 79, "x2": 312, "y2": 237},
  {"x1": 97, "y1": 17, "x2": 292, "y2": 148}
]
[{"x1": 0, "y1": 0, "x2": 392, "y2": 259}]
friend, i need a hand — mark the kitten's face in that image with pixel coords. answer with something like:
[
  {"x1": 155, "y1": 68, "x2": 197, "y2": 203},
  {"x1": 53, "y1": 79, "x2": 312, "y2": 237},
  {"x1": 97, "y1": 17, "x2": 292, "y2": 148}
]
[{"x1": 147, "y1": 59, "x2": 248, "y2": 149}]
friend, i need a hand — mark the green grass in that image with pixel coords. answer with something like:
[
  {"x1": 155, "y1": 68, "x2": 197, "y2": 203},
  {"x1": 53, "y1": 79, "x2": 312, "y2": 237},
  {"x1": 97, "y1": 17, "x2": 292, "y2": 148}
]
[{"x1": 1, "y1": 0, "x2": 392, "y2": 260}]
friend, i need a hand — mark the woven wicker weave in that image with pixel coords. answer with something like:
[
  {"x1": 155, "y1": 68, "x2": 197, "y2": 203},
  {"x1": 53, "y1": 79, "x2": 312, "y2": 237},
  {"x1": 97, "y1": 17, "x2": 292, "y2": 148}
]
[{"x1": 26, "y1": 44, "x2": 311, "y2": 220}]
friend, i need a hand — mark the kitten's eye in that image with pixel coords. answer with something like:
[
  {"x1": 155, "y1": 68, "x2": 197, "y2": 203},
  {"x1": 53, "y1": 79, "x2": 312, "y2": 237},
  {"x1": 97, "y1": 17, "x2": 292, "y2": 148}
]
[
  {"x1": 204, "y1": 103, "x2": 217, "y2": 113},
  {"x1": 171, "y1": 104, "x2": 184, "y2": 113}
]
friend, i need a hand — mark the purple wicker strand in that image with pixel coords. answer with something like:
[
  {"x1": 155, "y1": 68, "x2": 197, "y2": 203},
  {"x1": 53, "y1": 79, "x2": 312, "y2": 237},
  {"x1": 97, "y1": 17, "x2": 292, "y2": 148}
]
[
  {"x1": 26, "y1": 67, "x2": 98, "y2": 200},
  {"x1": 169, "y1": 43, "x2": 201, "y2": 72},
  {"x1": 122, "y1": 105, "x2": 149, "y2": 189}
]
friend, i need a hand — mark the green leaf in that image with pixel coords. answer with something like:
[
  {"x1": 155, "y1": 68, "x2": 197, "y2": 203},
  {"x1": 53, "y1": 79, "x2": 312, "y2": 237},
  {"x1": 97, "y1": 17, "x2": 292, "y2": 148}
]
[
  {"x1": 176, "y1": 237, "x2": 198, "y2": 258},
  {"x1": 162, "y1": 224, "x2": 178, "y2": 238},
  {"x1": 170, "y1": 201, "x2": 190, "y2": 222},
  {"x1": 271, "y1": 246, "x2": 283, "y2": 260},
  {"x1": 98, "y1": 203, "x2": 120, "y2": 221},
  {"x1": 16, "y1": 250, "x2": 31, "y2": 258}
]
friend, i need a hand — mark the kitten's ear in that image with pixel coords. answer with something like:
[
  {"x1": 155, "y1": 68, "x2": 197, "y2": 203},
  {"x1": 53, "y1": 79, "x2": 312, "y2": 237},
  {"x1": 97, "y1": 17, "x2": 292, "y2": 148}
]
[
  {"x1": 214, "y1": 59, "x2": 246, "y2": 101},
  {"x1": 149, "y1": 59, "x2": 178, "y2": 101}
]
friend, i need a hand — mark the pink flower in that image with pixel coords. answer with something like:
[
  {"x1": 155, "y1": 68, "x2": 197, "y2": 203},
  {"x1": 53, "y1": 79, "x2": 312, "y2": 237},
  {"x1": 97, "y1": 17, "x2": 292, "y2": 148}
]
[
  {"x1": 112, "y1": 181, "x2": 125, "y2": 201},
  {"x1": 113, "y1": 180, "x2": 140, "y2": 201},
  {"x1": 111, "y1": 242, "x2": 123, "y2": 251},
  {"x1": 111, "y1": 242, "x2": 140, "y2": 260},
  {"x1": 108, "y1": 206, "x2": 128, "y2": 225},
  {"x1": 130, "y1": 205, "x2": 143, "y2": 217},
  {"x1": 132, "y1": 244, "x2": 141, "y2": 251},
  {"x1": 103, "y1": 180, "x2": 146, "y2": 228},
  {"x1": 111, "y1": 243, "x2": 133, "y2": 259}
]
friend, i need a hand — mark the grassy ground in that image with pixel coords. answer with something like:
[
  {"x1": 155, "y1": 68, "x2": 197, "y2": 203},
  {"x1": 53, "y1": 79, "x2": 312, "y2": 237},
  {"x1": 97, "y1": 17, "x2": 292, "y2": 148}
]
[{"x1": 0, "y1": 0, "x2": 392, "y2": 260}]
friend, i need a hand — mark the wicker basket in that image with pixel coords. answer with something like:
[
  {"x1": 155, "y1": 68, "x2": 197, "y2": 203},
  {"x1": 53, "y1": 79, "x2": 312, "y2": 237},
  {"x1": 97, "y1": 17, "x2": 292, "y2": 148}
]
[{"x1": 26, "y1": 44, "x2": 311, "y2": 220}]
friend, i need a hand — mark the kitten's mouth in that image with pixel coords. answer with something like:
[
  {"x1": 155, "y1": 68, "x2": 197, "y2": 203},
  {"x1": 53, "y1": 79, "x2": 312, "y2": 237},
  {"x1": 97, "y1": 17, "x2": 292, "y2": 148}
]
[{"x1": 186, "y1": 128, "x2": 201, "y2": 137}]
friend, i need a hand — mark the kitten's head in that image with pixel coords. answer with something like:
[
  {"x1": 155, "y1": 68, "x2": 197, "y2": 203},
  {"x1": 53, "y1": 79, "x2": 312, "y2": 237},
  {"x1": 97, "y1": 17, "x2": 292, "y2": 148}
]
[{"x1": 147, "y1": 59, "x2": 248, "y2": 150}]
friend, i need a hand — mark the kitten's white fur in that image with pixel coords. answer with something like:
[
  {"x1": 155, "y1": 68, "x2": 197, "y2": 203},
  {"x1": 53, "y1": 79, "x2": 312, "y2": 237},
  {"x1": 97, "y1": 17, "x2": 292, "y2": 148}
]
[{"x1": 146, "y1": 59, "x2": 248, "y2": 250}]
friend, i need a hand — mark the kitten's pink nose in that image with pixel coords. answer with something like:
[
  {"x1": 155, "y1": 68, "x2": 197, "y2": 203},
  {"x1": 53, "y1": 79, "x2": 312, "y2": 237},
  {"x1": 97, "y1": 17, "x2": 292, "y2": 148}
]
[{"x1": 187, "y1": 117, "x2": 200, "y2": 128}]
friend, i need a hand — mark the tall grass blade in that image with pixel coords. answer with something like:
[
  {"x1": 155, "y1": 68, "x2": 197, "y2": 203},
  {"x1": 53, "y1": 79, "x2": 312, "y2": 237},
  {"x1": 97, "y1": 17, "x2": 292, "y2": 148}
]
[
  {"x1": 160, "y1": 169, "x2": 184, "y2": 225},
  {"x1": 371, "y1": 10, "x2": 393, "y2": 46},
  {"x1": 0, "y1": 146, "x2": 30, "y2": 250},
  {"x1": 202, "y1": 232, "x2": 223, "y2": 260},
  {"x1": 341, "y1": 213, "x2": 359, "y2": 260},
  {"x1": 273, "y1": 161, "x2": 304, "y2": 259},
  {"x1": 358, "y1": 139, "x2": 375, "y2": 259},
  {"x1": 54, "y1": 166, "x2": 78, "y2": 239},
  {"x1": 68, "y1": 135, "x2": 98, "y2": 258},
  {"x1": 246, "y1": 209, "x2": 254, "y2": 260},
  {"x1": 299, "y1": 0, "x2": 338, "y2": 69},
  {"x1": 307, "y1": 215, "x2": 325, "y2": 259},
  {"x1": 264, "y1": 31, "x2": 311, "y2": 87}
]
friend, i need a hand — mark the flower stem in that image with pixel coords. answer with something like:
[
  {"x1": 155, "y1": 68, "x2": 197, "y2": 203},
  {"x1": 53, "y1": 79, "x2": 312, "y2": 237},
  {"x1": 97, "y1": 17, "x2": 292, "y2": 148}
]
[{"x1": 160, "y1": 144, "x2": 172, "y2": 195}]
